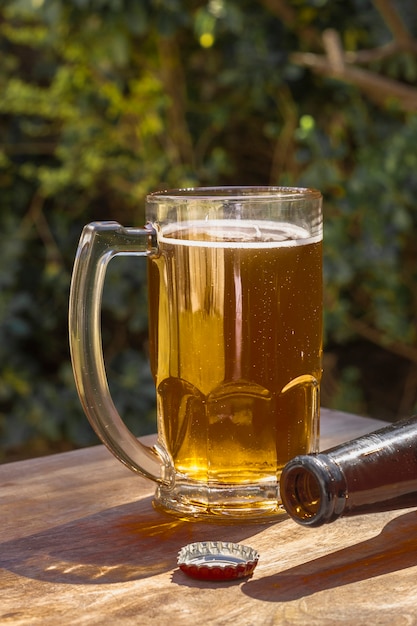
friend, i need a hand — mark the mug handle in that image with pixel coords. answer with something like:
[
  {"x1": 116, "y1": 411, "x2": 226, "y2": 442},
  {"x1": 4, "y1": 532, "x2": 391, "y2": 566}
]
[{"x1": 69, "y1": 221, "x2": 173, "y2": 486}]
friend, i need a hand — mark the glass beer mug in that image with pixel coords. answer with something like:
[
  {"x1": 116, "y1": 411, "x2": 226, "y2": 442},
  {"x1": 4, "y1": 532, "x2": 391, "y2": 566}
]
[{"x1": 69, "y1": 186, "x2": 323, "y2": 521}]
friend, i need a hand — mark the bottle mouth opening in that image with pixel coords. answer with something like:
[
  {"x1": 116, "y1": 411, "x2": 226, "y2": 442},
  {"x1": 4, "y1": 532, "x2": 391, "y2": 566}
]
[
  {"x1": 280, "y1": 454, "x2": 347, "y2": 527},
  {"x1": 281, "y1": 465, "x2": 322, "y2": 521}
]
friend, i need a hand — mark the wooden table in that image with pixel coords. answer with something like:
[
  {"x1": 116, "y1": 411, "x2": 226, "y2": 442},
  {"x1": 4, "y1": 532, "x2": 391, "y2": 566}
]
[{"x1": 2, "y1": 408, "x2": 417, "y2": 625}]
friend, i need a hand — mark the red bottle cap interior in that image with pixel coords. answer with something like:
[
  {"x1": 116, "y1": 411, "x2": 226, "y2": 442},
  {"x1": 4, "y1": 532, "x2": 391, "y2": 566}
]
[{"x1": 177, "y1": 541, "x2": 259, "y2": 582}]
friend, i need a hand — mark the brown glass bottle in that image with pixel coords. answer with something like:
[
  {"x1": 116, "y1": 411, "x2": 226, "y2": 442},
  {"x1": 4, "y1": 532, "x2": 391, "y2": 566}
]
[{"x1": 280, "y1": 416, "x2": 417, "y2": 527}]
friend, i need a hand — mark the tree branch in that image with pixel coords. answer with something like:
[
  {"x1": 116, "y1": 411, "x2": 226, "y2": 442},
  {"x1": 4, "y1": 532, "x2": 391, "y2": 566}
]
[
  {"x1": 261, "y1": 0, "x2": 417, "y2": 112},
  {"x1": 373, "y1": 0, "x2": 417, "y2": 48},
  {"x1": 259, "y1": 0, "x2": 321, "y2": 48},
  {"x1": 344, "y1": 41, "x2": 400, "y2": 65},
  {"x1": 322, "y1": 29, "x2": 345, "y2": 72},
  {"x1": 291, "y1": 49, "x2": 417, "y2": 111},
  {"x1": 21, "y1": 192, "x2": 64, "y2": 266},
  {"x1": 349, "y1": 318, "x2": 417, "y2": 365},
  {"x1": 257, "y1": 0, "x2": 296, "y2": 28},
  {"x1": 157, "y1": 36, "x2": 195, "y2": 168}
]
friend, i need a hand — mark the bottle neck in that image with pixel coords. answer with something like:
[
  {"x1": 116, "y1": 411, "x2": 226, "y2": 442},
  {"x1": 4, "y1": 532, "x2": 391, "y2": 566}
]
[
  {"x1": 280, "y1": 454, "x2": 348, "y2": 527},
  {"x1": 281, "y1": 416, "x2": 417, "y2": 526}
]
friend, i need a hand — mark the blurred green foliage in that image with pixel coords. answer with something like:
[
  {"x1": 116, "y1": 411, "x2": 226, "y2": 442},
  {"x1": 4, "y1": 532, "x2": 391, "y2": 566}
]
[{"x1": 1, "y1": 0, "x2": 417, "y2": 459}]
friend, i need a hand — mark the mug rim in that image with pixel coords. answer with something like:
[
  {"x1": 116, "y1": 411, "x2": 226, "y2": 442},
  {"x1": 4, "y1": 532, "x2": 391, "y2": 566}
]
[{"x1": 146, "y1": 186, "x2": 322, "y2": 202}]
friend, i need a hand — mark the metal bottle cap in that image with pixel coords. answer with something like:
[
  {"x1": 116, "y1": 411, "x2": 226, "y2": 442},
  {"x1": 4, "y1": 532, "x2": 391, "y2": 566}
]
[{"x1": 177, "y1": 541, "x2": 259, "y2": 581}]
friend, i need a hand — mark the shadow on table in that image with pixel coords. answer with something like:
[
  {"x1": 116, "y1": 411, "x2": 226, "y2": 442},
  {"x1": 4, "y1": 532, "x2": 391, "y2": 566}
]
[
  {"x1": 0, "y1": 496, "x2": 275, "y2": 585},
  {"x1": 241, "y1": 510, "x2": 417, "y2": 602}
]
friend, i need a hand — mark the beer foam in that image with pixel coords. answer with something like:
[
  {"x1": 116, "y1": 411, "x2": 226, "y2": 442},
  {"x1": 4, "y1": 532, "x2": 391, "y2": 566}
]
[{"x1": 159, "y1": 220, "x2": 322, "y2": 248}]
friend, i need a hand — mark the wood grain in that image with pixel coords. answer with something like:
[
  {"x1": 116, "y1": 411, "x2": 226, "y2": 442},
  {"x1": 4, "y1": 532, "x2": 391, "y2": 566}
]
[{"x1": 2, "y1": 409, "x2": 416, "y2": 626}]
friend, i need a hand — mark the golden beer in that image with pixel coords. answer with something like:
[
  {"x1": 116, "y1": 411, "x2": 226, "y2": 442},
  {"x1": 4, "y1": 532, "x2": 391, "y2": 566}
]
[{"x1": 148, "y1": 220, "x2": 322, "y2": 490}]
